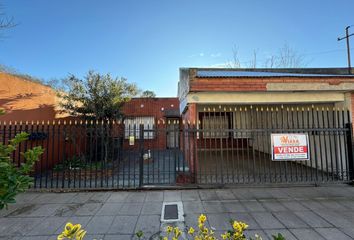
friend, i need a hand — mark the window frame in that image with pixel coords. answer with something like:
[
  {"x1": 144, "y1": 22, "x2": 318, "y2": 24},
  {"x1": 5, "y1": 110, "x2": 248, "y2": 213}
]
[{"x1": 124, "y1": 116, "x2": 155, "y2": 140}]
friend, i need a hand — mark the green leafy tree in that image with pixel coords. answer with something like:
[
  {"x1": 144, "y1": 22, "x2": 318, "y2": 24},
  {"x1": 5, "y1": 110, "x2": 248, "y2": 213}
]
[
  {"x1": 59, "y1": 71, "x2": 139, "y2": 120},
  {"x1": 59, "y1": 71, "x2": 139, "y2": 162},
  {"x1": 140, "y1": 90, "x2": 156, "y2": 98},
  {"x1": 0, "y1": 110, "x2": 44, "y2": 210}
]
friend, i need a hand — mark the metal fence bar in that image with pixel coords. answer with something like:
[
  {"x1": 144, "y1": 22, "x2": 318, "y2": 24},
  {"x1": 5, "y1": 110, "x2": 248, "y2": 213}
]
[{"x1": 0, "y1": 106, "x2": 352, "y2": 189}]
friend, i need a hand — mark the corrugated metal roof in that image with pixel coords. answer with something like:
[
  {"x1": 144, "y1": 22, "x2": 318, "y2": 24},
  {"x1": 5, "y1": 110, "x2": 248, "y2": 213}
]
[{"x1": 196, "y1": 70, "x2": 353, "y2": 78}]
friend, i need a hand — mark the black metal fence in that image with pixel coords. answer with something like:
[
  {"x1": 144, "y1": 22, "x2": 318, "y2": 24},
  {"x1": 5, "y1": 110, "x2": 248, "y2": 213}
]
[
  {"x1": 196, "y1": 106, "x2": 354, "y2": 184},
  {"x1": 0, "y1": 106, "x2": 353, "y2": 189},
  {"x1": 0, "y1": 120, "x2": 192, "y2": 189}
]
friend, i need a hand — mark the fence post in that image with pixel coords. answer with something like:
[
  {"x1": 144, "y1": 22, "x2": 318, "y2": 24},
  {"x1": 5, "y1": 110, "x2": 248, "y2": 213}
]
[
  {"x1": 192, "y1": 123, "x2": 198, "y2": 184},
  {"x1": 346, "y1": 123, "x2": 354, "y2": 180},
  {"x1": 139, "y1": 124, "x2": 144, "y2": 188}
]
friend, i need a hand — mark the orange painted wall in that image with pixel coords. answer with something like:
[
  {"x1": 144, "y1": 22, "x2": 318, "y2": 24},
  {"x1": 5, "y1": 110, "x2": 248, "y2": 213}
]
[{"x1": 0, "y1": 72, "x2": 68, "y2": 122}]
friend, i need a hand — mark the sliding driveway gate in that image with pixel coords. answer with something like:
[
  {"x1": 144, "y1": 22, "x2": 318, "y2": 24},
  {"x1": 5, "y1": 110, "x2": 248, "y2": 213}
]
[{"x1": 1, "y1": 107, "x2": 353, "y2": 189}]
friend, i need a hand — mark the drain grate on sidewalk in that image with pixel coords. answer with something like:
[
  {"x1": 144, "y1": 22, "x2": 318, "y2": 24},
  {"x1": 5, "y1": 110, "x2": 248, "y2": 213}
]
[
  {"x1": 164, "y1": 204, "x2": 178, "y2": 220},
  {"x1": 161, "y1": 202, "x2": 184, "y2": 223}
]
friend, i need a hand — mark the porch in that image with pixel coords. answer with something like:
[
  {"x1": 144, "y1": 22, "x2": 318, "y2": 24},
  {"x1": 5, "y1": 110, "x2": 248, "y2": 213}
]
[{"x1": 191, "y1": 103, "x2": 353, "y2": 184}]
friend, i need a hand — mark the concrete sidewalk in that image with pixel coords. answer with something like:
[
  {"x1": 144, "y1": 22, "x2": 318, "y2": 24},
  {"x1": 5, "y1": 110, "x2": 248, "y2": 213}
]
[{"x1": 1, "y1": 185, "x2": 354, "y2": 240}]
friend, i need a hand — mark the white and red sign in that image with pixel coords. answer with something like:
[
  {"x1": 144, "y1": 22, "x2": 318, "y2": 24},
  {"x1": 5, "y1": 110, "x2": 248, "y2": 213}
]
[{"x1": 271, "y1": 133, "x2": 310, "y2": 161}]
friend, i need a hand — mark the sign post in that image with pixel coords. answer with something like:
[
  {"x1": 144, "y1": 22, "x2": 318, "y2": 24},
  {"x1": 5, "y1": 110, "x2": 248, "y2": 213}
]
[{"x1": 271, "y1": 133, "x2": 310, "y2": 161}]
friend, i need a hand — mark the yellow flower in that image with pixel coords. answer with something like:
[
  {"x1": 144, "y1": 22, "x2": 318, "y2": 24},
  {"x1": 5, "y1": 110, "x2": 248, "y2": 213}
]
[
  {"x1": 75, "y1": 229, "x2": 86, "y2": 240},
  {"x1": 57, "y1": 233, "x2": 65, "y2": 240},
  {"x1": 202, "y1": 228, "x2": 209, "y2": 234},
  {"x1": 57, "y1": 222, "x2": 86, "y2": 240},
  {"x1": 174, "y1": 227, "x2": 181, "y2": 238},
  {"x1": 163, "y1": 237, "x2": 168, "y2": 240},
  {"x1": 243, "y1": 223, "x2": 249, "y2": 229},
  {"x1": 198, "y1": 214, "x2": 207, "y2": 224},
  {"x1": 188, "y1": 227, "x2": 195, "y2": 235},
  {"x1": 198, "y1": 223, "x2": 203, "y2": 229},
  {"x1": 221, "y1": 233, "x2": 228, "y2": 240},
  {"x1": 166, "y1": 226, "x2": 173, "y2": 234},
  {"x1": 232, "y1": 221, "x2": 239, "y2": 231},
  {"x1": 232, "y1": 220, "x2": 248, "y2": 234}
]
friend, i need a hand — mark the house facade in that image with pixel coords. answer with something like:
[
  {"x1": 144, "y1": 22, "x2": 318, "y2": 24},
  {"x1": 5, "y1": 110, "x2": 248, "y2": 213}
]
[
  {"x1": 1, "y1": 68, "x2": 354, "y2": 187},
  {"x1": 121, "y1": 97, "x2": 180, "y2": 150},
  {"x1": 178, "y1": 68, "x2": 354, "y2": 124},
  {"x1": 177, "y1": 68, "x2": 354, "y2": 183}
]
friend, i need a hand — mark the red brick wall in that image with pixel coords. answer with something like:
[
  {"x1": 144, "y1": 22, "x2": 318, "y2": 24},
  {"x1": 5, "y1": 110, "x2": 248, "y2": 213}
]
[
  {"x1": 181, "y1": 103, "x2": 197, "y2": 123},
  {"x1": 122, "y1": 98, "x2": 179, "y2": 118},
  {"x1": 190, "y1": 78, "x2": 266, "y2": 91},
  {"x1": 180, "y1": 103, "x2": 197, "y2": 177},
  {"x1": 121, "y1": 98, "x2": 180, "y2": 150},
  {"x1": 189, "y1": 77, "x2": 354, "y2": 92}
]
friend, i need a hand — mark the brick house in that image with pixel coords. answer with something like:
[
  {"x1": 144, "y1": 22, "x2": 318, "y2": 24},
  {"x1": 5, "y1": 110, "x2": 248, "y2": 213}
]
[
  {"x1": 121, "y1": 97, "x2": 180, "y2": 150},
  {"x1": 177, "y1": 68, "x2": 354, "y2": 178},
  {"x1": 178, "y1": 68, "x2": 354, "y2": 124},
  {"x1": 0, "y1": 72, "x2": 180, "y2": 175},
  {"x1": 1, "y1": 68, "x2": 354, "y2": 186}
]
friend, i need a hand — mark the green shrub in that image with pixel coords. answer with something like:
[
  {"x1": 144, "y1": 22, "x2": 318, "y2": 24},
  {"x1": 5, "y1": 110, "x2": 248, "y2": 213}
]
[{"x1": 0, "y1": 131, "x2": 43, "y2": 209}]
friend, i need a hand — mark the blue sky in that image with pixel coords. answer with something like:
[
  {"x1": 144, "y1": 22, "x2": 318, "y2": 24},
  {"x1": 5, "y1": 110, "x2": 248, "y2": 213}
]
[{"x1": 0, "y1": 0, "x2": 353, "y2": 96}]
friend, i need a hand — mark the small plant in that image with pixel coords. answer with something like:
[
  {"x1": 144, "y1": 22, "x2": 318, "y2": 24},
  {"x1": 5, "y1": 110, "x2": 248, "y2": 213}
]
[
  {"x1": 185, "y1": 214, "x2": 217, "y2": 240},
  {"x1": 58, "y1": 214, "x2": 286, "y2": 240},
  {"x1": 184, "y1": 214, "x2": 255, "y2": 240},
  {"x1": 0, "y1": 131, "x2": 43, "y2": 210},
  {"x1": 272, "y1": 233, "x2": 286, "y2": 240},
  {"x1": 57, "y1": 222, "x2": 86, "y2": 240},
  {"x1": 53, "y1": 155, "x2": 87, "y2": 171},
  {"x1": 53, "y1": 155, "x2": 106, "y2": 172},
  {"x1": 138, "y1": 214, "x2": 285, "y2": 240},
  {"x1": 136, "y1": 230, "x2": 144, "y2": 239},
  {"x1": 220, "y1": 218, "x2": 250, "y2": 240}
]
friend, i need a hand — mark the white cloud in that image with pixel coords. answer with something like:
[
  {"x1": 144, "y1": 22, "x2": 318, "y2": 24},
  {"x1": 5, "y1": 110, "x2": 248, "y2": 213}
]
[
  {"x1": 210, "y1": 53, "x2": 221, "y2": 58},
  {"x1": 188, "y1": 52, "x2": 205, "y2": 58},
  {"x1": 188, "y1": 52, "x2": 222, "y2": 58}
]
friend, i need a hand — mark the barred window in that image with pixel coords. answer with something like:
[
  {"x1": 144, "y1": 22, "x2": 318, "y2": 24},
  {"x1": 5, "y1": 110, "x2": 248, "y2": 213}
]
[
  {"x1": 124, "y1": 116, "x2": 155, "y2": 139},
  {"x1": 202, "y1": 114, "x2": 229, "y2": 139},
  {"x1": 233, "y1": 111, "x2": 251, "y2": 138}
]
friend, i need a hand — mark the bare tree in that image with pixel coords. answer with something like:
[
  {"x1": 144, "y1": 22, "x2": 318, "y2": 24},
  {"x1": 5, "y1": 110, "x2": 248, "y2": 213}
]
[
  {"x1": 0, "y1": 15, "x2": 15, "y2": 29},
  {"x1": 227, "y1": 45, "x2": 241, "y2": 68},
  {"x1": 264, "y1": 43, "x2": 306, "y2": 68},
  {"x1": 0, "y1": 4, "x2": 16, "y2": 38},
  {"x1": 263, "y1": 55, "x2": 276, "y2": 68},
  {"x1": 247, "y1": 49, "x2": 259, "y2": 68},
  {"x1": 276, "y1": 43, "x2": 306, "y2": 68},
  {"x1": 228, "y1": 43, "x2": 306, "y2": 69}
]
